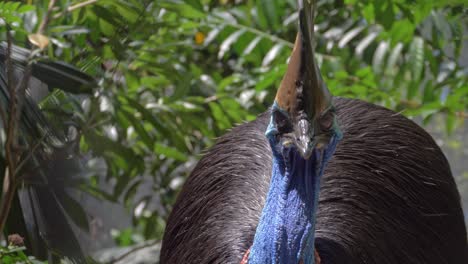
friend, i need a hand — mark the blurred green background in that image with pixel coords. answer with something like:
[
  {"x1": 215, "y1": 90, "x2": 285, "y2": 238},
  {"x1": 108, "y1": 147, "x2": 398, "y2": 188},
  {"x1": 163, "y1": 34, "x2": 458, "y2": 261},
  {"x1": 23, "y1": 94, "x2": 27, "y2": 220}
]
[{"x1": 0, "y1": 0, "x2": 467, "y2": 262}]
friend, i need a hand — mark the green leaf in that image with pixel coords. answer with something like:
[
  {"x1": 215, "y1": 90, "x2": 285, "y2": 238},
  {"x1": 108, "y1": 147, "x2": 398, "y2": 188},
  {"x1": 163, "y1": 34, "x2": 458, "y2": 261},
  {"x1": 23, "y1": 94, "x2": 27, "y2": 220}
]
[
  {"x1": 17, "y1": 5, "x2": 35, "y2": 13},
  {"x1": 259, "y1": 0, "x2": 281, "y2": 30},
  {"x1": 113, "y1": 1, "x2": 140, "y2": 23},
  {"x1": 158, "y1": 0, "x2": 206, "y2": 19},
  {"x1": 372, "y1": 41, "x2": 389, "y2": 74},
  {"x1": 93, "y1": 5, "x2": 123, "y2": 27},
  {"x1": 99, "y1": 19, "x2": 116, "y2": 37},
  {"x1": 385, "y1": 42, "x2": 403, "y2": 76},
  {"x1": 183, "y1": 0, "x2": 204, "y2": 12},
  {"x1": 338, "y1": 26, "x2": 365, "y2": 48},
  {"x1": 408, "y1": 37, "x2": 424, "y2": 83},
  {"x1": 218, "y1": 29, "x2": 246, "y2": 59},
  {"x1": 120, "y1": 109, "x2": 154, "y2": 150},
  {"x1": 389, "y1": 19, "x2": 414, "y2": 44},
  {"x1": 372, "y1": 0, "x2": 395, "y2": 30},
  {"x1": 209, "y1": 102, "x2": 231, "y2": 130},
  {"x1": 243, "y1": 36, "x2": 262, "y2": 56},
  {"x1": 154, "y1": 143, "x2": 188, "y2": 161},
  {"x1": 262, "y1": 43, "x2": 284, "y2": 66}
]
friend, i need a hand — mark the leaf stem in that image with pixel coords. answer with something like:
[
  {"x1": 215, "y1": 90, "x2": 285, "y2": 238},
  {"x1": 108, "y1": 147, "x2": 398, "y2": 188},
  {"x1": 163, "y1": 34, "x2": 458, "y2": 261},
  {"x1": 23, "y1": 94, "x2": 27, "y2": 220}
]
[
  {"x1": 52, "y1": 0, "x2": 99, "y2": 20},
  {"x1": 38, "y1": 0, "x2": 58, "y2": 34}
]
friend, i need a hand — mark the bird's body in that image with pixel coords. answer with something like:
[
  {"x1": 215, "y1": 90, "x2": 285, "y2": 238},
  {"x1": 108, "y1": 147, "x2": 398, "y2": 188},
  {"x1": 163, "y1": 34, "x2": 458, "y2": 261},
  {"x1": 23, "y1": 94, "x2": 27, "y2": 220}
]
[
  {"x1": 160, "y1": 97, "x2": 467, "y2": 263},
  {"x1": 161, "y1": 1, "x2": 467, "y2": 262}
]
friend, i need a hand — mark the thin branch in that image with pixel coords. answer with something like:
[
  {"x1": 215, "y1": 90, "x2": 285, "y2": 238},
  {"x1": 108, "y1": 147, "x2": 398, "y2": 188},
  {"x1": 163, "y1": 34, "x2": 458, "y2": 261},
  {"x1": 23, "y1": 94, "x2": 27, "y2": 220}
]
[
  {"x1": 37, "y1": 0, "x2": 58, "y2": 34},
  {"x1": 0, "y1": 64, "x2": 32, "y2": 233},
  {"x1": 106, "y1": 241, "x2": 160, "y2": 264},
  {"x1": 15, "y1": 133, "x2": 48, "y2": 176},
  {"x1": 52, "y1": 0, "x2": 99, "y2": 20},
  {"x1": 0, "y1": 0, "x2": 53, "y2": 230}
]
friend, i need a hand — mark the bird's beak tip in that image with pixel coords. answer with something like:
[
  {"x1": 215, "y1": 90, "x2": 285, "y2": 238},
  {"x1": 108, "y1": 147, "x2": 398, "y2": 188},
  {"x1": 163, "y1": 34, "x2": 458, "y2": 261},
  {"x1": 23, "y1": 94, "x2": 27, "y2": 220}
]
[{"x1": 299, "y1": 144, "x2": 314, "y2": 160}]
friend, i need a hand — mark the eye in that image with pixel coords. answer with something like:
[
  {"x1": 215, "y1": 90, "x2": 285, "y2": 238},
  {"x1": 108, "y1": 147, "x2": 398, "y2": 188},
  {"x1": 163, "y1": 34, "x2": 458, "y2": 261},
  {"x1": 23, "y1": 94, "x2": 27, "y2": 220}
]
[
  {"x1": 273, "y1": 110, "x2": 293, "y2": 134},
  {"x1": 319, "y1": 110, "x2": 334, "y2": 132}
]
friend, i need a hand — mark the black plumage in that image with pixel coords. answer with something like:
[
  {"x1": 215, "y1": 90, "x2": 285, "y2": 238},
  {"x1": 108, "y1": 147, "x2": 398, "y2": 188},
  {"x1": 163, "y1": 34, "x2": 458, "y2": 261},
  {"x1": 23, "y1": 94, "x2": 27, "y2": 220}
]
[{"x1": 161, "y1": 98, "x2": 467, "y2": 263}]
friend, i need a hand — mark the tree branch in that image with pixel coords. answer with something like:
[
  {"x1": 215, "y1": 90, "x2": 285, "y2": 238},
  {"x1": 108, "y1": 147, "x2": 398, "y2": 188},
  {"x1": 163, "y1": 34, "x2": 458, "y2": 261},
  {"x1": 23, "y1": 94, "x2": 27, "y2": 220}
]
[
  {"x1": 0, "y1": 29, "x2": 18, "y2": 233},
  {"x1": 37, "y1": 0, "x2": 58, "y2": 34},
  {"x1": 106, "y1": 241, "x2": 160, "y2": 264},
  {"x1": 0, "y1": 0, "x2": 53, "y2": 231}
]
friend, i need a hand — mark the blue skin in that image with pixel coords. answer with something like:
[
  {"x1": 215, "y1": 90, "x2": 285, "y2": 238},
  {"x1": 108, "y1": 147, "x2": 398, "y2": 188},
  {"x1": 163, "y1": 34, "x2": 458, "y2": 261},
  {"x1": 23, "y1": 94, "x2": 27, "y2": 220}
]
[{"x1": 248, "y1": 102, "x2": 342, "y2": 264}]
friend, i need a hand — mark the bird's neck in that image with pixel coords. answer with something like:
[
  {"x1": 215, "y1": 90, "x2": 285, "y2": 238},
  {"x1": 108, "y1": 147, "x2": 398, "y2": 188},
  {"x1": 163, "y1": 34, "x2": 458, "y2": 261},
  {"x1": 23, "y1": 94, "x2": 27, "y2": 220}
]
[{"x1": 249, "y1": 148, "x2": 327, "y2": 264}]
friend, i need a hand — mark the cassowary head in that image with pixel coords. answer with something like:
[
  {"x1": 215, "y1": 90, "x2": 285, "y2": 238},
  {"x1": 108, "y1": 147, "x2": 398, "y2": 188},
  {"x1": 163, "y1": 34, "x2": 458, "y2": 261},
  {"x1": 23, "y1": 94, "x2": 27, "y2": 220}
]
[
  {"x1": 266, "y1": 0, "x2": 341, "y2": 160},
  {"x1": 248, "y1": 0, "x2": 342, "y2": 263}
]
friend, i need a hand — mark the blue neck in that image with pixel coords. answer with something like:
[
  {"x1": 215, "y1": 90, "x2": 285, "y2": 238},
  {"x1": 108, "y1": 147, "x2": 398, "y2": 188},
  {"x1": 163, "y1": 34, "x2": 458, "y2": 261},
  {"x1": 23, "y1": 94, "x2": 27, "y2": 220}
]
[{"x1": 248, "y1": 136, "x2": 339, "y2": 263}]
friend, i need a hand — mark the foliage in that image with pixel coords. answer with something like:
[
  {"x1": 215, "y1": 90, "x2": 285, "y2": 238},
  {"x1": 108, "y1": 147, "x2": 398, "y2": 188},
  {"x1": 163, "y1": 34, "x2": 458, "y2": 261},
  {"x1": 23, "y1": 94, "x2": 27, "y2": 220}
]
[
  {"x1": 111, "y1": 227, "x2": 144, "y2": 247},
  {"x1": 0, "y1": 0, "x2": 467, "y2": 260},
  {"x1": 0, "y1": 2, "x2": 34, "y2": 29},
  {"x1": 0, "y1": 244, "x2": 45, "y2": 264}
]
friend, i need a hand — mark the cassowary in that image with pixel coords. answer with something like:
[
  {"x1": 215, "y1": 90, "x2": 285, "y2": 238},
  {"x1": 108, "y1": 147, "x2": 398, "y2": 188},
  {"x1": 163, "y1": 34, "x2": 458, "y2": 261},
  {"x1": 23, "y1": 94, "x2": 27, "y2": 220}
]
[{"x1": 160, "y1": 1, "x2": 467, "y2": 263}]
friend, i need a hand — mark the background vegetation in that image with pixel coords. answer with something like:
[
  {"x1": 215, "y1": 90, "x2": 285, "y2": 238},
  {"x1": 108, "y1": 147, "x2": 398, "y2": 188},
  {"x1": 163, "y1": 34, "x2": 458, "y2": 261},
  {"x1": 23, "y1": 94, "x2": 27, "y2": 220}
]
[{"x1": 0, "y1": 0, "x2": 467, "y2": 262}]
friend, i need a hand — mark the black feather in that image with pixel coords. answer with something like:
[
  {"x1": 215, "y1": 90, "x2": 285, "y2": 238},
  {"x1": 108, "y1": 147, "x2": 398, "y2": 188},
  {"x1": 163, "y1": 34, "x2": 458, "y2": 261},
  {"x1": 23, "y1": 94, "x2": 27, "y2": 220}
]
[{"x1": 161, "y1": 98, "x2": 467, "y2": 264}]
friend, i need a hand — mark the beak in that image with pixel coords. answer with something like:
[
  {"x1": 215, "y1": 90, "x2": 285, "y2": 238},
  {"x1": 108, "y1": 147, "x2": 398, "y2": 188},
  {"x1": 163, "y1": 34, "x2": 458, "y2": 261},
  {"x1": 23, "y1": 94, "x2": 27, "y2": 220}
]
[{"x1": 274, "y1": 0, "x2": 332, "y2": 159}]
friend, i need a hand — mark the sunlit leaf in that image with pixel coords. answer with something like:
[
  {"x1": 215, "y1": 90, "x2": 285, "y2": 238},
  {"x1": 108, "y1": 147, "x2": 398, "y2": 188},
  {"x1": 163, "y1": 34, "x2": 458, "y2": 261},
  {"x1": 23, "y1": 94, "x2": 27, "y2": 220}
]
[
  {"x1": 154, "y1": 143, "x2": 188, "y2": 161},
  {"x1": 262, "y1": 43, "x2": 284, "y2": 66},
  {"x1": 28, "y1": 33, "x2": 49, "y2": 49},
  {"x1": 218, "y1": 29, "x2": 246, "y2": 59}
]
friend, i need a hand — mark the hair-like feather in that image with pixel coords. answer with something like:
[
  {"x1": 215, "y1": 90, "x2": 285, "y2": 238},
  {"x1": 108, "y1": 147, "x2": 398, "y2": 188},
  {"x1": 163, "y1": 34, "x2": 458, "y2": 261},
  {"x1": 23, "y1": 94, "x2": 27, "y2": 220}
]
[{"x1": 160, "y1": 97, "x2": 467, "y2": 263}]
